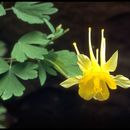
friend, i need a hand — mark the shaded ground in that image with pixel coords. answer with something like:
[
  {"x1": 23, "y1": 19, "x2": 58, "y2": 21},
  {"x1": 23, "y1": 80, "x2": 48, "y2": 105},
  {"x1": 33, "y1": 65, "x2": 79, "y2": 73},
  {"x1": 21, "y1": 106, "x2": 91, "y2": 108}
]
[{"x1": 1, "y1": 2, "x2": 130, "y2": 128}]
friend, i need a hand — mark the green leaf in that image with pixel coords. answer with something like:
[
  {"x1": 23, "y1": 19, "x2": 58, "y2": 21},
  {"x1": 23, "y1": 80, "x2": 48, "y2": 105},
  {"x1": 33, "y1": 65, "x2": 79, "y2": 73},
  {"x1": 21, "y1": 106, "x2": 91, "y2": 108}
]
[
  {"x1": 38, "y1": 60, "x2": 57, "y2": 86},
  {"x1": 42, "y1": 60, "x2": 57, "y2": 76},
  {"x1": 0, "y1": 41, "x2": 7, "y2": 57},
  {"x1": 0, "y1": 71, "x2": 25, "y2": 100},
  {"x1": 19, "y1": 31, "x2": 50, "y2": 46},
  {"x1": 45, "y1": 50, "x2": 82, "y2": 78},
  {"x1": 0, "y1": 58, "x2": 9, "y2": 74},
  {"x1": 11, "y1": 43, "x2": 26, "y2": 62},
  {"x1": 11, "y1": 32, "x2": 48, "y2": 62},
  {"x1": 46, "y1": 66, "x2": 57, "y2": 76},
  {"x1": 38, "y1": 62, "x2": 47, "y2": 86},
  {"x1": 12, "y1": 2, "x2": 58, "y2": 24},
  {"x1": 0, "y1": 4, "x2": 6, "y2": 16},
  {"x1": 12, "y1": 62, "x2": 38, "y2": 80}
]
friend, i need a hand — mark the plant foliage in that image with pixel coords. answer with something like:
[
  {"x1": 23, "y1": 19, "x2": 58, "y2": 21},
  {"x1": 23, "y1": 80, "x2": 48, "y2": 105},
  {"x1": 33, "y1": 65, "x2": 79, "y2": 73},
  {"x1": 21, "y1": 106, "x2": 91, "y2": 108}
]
[{"x1": 0, "y1": 2, "x2": 80, "y2": 101}]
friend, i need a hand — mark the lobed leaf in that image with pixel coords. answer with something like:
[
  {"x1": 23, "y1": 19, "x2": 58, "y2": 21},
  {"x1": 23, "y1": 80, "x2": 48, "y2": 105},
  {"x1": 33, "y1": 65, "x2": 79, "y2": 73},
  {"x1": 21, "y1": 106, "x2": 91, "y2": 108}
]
[
  {"x1": 45, "y1": 50, "x2": 82, "y2": 78},
  {"x1": 11, "y1": 31, "x2": 49, "y2": 62},
  {"x1": 0, "y1": 58, "x2": 9, "y2": 74},
  {"x1": 12, "y1": 62, "x2": 38, "y2": 80},
  {"x1": 19, "y1": 31, "x2": 50, "y2": 46},
  {"x1": 38, "y1": 62, "x2": 47, "y2": 86},
  {"x1": 12, "y1": 2, "x2": 58, "y2": 24},
  {"x1": 0, "y1": 71, "x2": 25, "y2": 100}
]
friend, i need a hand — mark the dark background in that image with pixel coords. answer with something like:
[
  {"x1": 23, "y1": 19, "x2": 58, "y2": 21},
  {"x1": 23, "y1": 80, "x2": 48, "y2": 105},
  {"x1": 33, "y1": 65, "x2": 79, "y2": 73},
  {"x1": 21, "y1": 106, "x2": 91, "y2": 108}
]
[{"x1": 1, "y1": 2, "x2": 130, "y2": 128}]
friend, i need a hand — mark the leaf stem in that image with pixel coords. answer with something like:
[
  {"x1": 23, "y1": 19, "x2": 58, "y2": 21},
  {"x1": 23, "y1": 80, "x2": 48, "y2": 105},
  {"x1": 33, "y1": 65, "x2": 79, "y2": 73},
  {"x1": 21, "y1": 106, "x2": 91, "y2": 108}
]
[
  {"x1": 4, "y1": 58, "x2": 16, "y2": 62},
  {"x1": 9, "y1": 58, "x2": 12, "y2": 69},
  {"x1": 51, "y1": 28, "x2": 69, "y2": 41},
  {"x1": 5, "y1": 8, "x2": 12, "y2": 11},
  {"x1": 3, "y1": 57, "x2": 69, "y2": 78},
  {"x1": 44, "y1": 18, "x2": 55, "y2": 34}
]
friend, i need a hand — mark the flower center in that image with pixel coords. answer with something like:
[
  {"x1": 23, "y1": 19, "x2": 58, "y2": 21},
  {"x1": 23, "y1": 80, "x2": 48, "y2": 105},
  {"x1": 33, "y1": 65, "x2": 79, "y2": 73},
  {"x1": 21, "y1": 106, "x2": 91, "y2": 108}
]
[{"x1": 80, "y1": 67, "x2": 116, "y2": 91}]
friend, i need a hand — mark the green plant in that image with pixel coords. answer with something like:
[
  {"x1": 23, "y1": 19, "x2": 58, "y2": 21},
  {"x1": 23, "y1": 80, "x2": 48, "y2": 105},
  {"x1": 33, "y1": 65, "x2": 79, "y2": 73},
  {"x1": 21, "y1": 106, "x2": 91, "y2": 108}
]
[
  {"x1": 0, "y1": 2, "x2": 81, "y2": 100},
  {"x1": 0, "y1": 2, "x2": 82, "y2": 127}
]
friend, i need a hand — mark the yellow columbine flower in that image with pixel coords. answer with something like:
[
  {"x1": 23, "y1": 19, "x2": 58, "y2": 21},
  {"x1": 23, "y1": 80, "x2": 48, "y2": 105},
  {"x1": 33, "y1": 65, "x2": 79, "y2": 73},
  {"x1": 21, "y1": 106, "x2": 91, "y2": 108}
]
[{"x1": 60, "y1": 27, "x2": 130, "y2": 101}]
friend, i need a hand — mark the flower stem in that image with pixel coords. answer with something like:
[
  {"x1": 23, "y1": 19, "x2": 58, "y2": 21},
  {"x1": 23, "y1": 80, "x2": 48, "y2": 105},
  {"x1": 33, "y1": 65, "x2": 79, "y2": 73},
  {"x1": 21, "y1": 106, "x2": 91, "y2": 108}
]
[
  {"x1": 9, "y1": 58, "x2": 12, "y2": 69},
  {"x1": 45, "y1": 59, "x2": 69, "y2": 78}
]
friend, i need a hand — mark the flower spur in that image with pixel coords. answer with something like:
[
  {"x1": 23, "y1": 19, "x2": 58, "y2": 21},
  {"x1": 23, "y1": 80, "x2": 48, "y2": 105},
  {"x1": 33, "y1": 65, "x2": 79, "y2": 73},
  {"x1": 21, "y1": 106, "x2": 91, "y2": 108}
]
[{"x1": 60, "y1": 27, "x2": 130, "y2": 101}]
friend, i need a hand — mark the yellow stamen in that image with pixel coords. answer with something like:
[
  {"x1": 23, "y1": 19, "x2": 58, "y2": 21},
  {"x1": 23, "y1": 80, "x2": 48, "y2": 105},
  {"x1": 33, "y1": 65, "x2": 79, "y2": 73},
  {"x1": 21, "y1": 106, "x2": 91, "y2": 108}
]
[
  {"x1": 96, "y1": 48, "x2": 99, "y2": 62},
  {"x1": 88, "y1": 27, "x2": 97, "y2": 63},
  {"x1": 100, "y1": 28, "x2": 106, "y2": 66},
  {"x1": 73, "y1": 42, "x2": 80, "y2": 55},
  {"x1": 101, "y1": 29, "x2": 104, "y2": 37}
]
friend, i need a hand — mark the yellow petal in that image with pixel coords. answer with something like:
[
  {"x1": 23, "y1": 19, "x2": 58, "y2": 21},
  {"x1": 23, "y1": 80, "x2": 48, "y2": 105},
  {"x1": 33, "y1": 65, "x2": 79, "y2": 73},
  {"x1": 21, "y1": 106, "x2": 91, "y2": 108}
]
[
  {"x1": 114, "y1": 75, "x2": 130, "y2": 88},
  {"x1": 103, "y1": 51, "x2": 118, "y2": 72},
  {"x1": 78, "y1": 79, "x2": 94, "y2": 100},
  {"x1": 77, "y1": 54, "x2": 91, "y2": 72},
  {"x1": 105, "y1": 75, "x2": 117, "y2": 90},
  {"x1": 94, "y1": 80, "x2": 110, "y2": 101},
  {"x1": 93, "y1": 78, "x2": 102, "y2": 93},
  {"x1": 60, "y1": 76, "x2": 80, "y2": 88},
  {"x1": 100, "y1": 29, "x2": 106, "y2": 66}
]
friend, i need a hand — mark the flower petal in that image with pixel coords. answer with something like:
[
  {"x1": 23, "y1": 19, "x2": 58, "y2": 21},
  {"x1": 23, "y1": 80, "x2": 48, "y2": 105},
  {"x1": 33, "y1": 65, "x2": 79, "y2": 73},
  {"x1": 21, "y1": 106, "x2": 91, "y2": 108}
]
[
  {"x1": 78, "y1": 79, "x2": 94, "y2": 100},
  {"x1": 60, "y1": 76, "x2": 80, "y2": 88},
  {"x1": 77, "y1": 54, "x2": 91, "y2": 72},
  {"x1": 114, "y1": 75, "x2": 130, "y2": 88},
  {"x1": 94, "y1": 80, "x2": 110, "y2": 101},
  {"x1": 105, "y1": 75, "x2": 117, "y2": 90},
  {"x1": 103, "y1": 51, "x2": 118, "y2": 72}
]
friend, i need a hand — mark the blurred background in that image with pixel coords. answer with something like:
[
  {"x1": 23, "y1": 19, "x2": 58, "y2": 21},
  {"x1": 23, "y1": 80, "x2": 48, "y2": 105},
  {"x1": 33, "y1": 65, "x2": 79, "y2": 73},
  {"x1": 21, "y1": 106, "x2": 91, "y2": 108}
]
[{"x1": 1, "y1": 2, "x2": 130, "y2": 128}]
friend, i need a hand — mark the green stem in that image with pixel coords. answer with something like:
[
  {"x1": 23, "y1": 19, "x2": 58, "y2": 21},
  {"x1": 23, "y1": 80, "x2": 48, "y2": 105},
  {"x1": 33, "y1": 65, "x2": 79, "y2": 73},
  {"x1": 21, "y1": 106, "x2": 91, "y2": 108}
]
[
  {"x1": 51, "y1": 28, "x2": 69, "y2": 41},
  {"x1": 45, "y1": 59, "x2": 69, "y2": 78},
  {"x1": 4, "y1": 58, "x2": 14, "y2": 60},
  {"x1": 5, "y1": 8, "x2": 12, "y2": 11},
  {"x1": 3, "y1": 55, "x2": 69, "y2": 78},
  {"x1": 44, "y1": 18, "x2": 55, "y2": 34},
  {"x1": 4, "y1": 58, "x2": 16, "y2": 62},
  {"x1": 9, "y1": 58, "x2": 12, "y2": 69}
]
